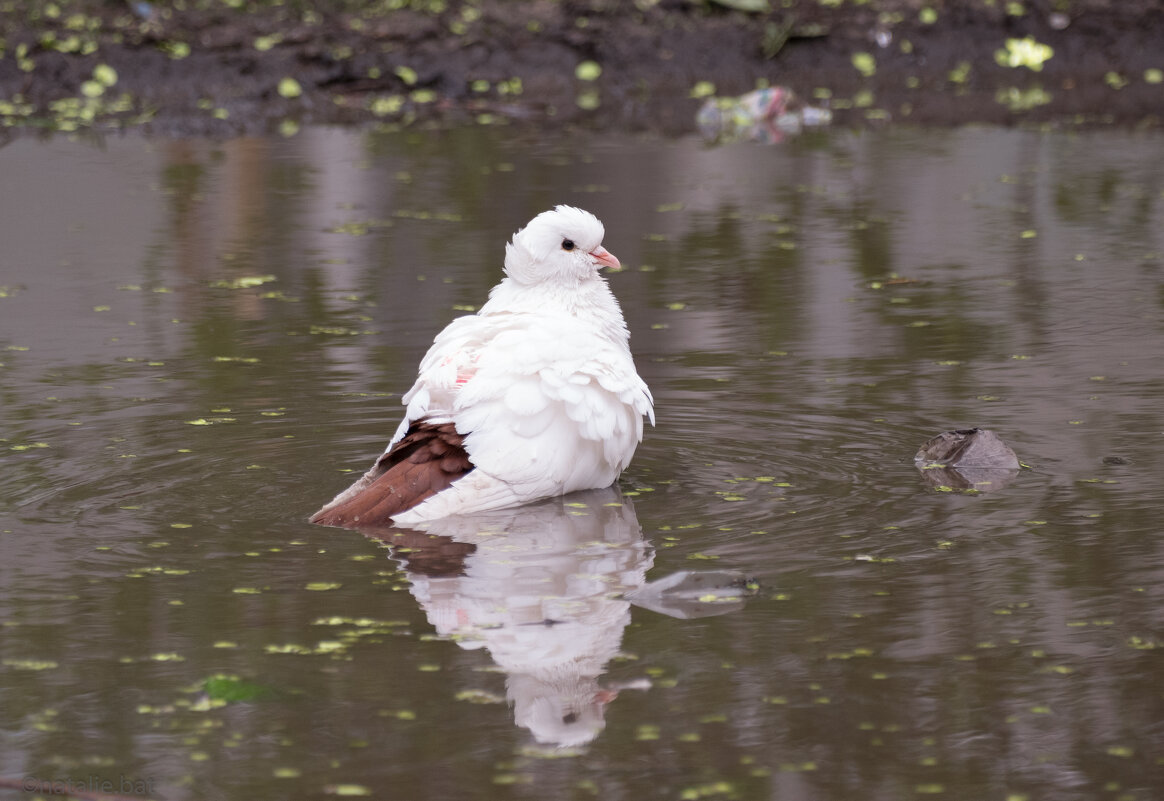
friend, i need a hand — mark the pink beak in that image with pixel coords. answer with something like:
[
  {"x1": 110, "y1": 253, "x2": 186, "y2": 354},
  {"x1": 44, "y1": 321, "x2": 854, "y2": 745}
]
[{"x1": 589, "y1": 245, "x2": 621, "y2": 271}]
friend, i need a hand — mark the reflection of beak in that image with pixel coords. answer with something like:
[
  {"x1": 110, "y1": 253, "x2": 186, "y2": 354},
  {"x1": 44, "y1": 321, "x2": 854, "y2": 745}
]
[
  {"x1": 589, "y1": 245, "x2": 621, "y2": 271},
  {"x1": 593, "y1": 688, "x2": 619, "y2": 705}
]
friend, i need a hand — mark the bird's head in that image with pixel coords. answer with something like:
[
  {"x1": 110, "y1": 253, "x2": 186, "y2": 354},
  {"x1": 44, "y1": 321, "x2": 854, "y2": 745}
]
[{"x1": 503, "y1": 205, "x2": 621, "y2": 286}]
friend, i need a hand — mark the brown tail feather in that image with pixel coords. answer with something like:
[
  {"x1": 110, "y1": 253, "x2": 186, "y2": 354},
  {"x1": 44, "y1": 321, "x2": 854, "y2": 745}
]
[{"x1": 310, "y1": 421, "x2": 474, "y2": 528}]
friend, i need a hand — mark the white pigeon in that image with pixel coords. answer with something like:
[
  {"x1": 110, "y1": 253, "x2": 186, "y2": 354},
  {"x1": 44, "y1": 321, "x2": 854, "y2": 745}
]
[{"x1": 311, "y1": 205, "x2": 654, "y2": 528}]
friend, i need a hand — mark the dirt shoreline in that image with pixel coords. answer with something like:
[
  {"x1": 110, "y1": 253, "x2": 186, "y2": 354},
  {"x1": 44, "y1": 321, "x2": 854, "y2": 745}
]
[{"x1": 1, "y1": 0, "x2": 1162, "y2": 139}]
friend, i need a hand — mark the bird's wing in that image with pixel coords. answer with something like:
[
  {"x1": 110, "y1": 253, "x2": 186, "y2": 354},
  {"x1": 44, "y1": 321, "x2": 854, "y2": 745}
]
[
  {"x1": 384, "y1": 313, "x2": 496, "y2": 451},
  {"x1": 448, "y1": 316, "x2": 653, "y2": 492}
]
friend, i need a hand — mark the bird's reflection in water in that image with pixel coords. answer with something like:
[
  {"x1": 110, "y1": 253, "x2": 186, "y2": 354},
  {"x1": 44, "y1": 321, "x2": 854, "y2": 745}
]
[{"x1": 360, "y1": 487, "x2": 652, "y2": 748}]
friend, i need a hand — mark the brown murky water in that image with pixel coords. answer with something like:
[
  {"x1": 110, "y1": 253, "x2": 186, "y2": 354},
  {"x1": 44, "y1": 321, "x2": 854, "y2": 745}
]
[{"x1": 2, "y1": 125, "x2": 1163, "y2": 800}]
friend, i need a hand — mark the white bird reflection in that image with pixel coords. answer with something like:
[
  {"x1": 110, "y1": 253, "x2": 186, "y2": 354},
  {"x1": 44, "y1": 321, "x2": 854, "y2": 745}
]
[{"x1": 362, "y1": 487, "x2": 652, "y2": 748}]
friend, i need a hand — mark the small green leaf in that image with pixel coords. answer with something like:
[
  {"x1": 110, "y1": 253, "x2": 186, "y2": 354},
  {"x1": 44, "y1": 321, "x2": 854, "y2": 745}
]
[
  {"x1": 994, "y1": 37, "x2": 1054, "y2": 71},
  {"x1": 852, "y1": 52, "x2": 876, "y2": 77},
  {"x1": 575, "y1": 60, "x2": 602, "y2": 81},
  {"x1": 203, "y1": 674, "x2": 276, "y2": 703},
  {"x1": 690, "y1": 81, "x2": 716, "y2": 99},
  {"x1": 3, "y1": 658, "x2": 58, "y2": 670},
  {"x1": 162, "y1": 41, "x2": 191, "y2": 59},
  {"x1": 277, "y1": 77, "x2": 302, "y2": 99},
  {"x1": 93, "y1": 63, "x2": 117, "y2": 86}
]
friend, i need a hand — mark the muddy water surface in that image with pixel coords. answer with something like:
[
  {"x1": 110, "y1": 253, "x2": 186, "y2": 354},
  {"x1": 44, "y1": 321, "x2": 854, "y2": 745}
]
[{"x1": 1, "y1": 126, "x2": 1163, "y2": 800}]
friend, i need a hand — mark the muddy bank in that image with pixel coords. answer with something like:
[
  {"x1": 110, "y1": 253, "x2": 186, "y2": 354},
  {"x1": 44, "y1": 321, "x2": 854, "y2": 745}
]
[{"x1": 1, "y1": 0, "x2": 1162, "y2": 138}]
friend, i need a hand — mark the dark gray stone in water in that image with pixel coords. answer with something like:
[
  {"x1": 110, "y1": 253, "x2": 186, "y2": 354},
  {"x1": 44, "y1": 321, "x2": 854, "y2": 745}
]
[
  {"x1": 915, "y1": 428, "x2": 1020, "y2": 491},
  {"x1": 915, "y1": 428, "x2": 1019, "y2": 468},
  {"x1": 625, "y1": 570, "x2": 757, "y2": 619}
]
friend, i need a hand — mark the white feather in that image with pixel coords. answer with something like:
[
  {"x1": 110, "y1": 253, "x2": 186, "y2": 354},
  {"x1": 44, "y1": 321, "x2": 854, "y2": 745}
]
[{"x1": 504, "y1": 378, "x2": 550, "y2": 417}]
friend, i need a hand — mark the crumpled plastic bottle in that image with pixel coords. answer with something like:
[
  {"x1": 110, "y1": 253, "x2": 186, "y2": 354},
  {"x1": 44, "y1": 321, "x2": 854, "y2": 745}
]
[{"x1": 696, "y1": 86, "x2": 832, "y2": 144}]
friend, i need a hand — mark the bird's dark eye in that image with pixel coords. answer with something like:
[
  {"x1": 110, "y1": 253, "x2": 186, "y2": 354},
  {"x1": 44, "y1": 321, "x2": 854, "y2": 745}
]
[{"x1": 562, "y1": 239, "x2": 575, "y2": 251}]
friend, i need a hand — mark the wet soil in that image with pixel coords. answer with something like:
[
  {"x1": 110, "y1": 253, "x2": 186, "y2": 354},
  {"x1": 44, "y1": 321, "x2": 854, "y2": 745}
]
[{"x1": 1, "y1": 0, "x2": 1162, "y2": 138}]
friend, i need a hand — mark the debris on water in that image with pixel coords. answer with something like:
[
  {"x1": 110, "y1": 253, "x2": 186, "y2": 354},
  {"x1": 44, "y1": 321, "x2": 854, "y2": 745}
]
[
  {"x1": 126, "y1": 1, "x2": 157, "y2": 22},
  {"x1": 995, "y1": 37, "x2": 1055, "y2": 72},
  {"x1": 604, "y1": 677, "x2": 652, "y2": 692},
  {"x1": 696, "y1": 86, "x2": 831, "y2": 144},
  {"x1": 915, "y1": 428, "x2": 1021, "y2": 492},
  {"x1": 625, "y1": 570, "x2": 757, "y2": 619},
  {"x1": 916, "y1": 428, "x2": 1019, "y2": 468},
  {"x1": 707, "y1": 0, "x2": 771, "y2": 11},
  {"x1": 198, "y1": 673, "x2": 278, "y2": 704}
]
